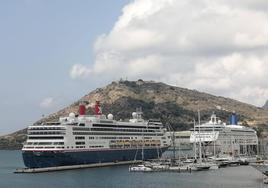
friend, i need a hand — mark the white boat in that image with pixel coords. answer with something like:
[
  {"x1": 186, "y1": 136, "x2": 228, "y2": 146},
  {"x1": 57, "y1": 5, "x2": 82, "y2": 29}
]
[
  {"x1": 129, "y1": 164, "x2": 153, "y2": 172},
  {"x1": 168, "y1": 165, "x2": 193, "y2": 172},
  {"x1": 190, "y1": 162, "x2": 211, "y2": 171},
  {"x1": 183, "y1": 159, "x2": 194, "y2": 164},
  {"x1": 209, "y1": 163, "x2": 219, "y2": 170},
  {"x1": 145, "y1": 161, "x2": 169, "y2": 170}
]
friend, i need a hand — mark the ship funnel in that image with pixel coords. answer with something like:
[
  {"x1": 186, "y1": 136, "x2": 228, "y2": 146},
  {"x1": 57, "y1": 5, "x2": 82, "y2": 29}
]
[
  {"x1": 229, "y1": 112, "x2": 237, "y2": 125},
  {"x1": 94, "y1": 101, "x2": 102, "y2": 115},
  {"x1": 79, "y1": 103, "x2": 86, "y2": 115}
]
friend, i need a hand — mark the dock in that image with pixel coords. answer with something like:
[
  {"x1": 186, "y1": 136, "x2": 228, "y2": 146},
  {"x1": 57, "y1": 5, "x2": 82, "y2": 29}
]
[{"x1": 14, "y1": 160, "x2": 142, "y2": 173}]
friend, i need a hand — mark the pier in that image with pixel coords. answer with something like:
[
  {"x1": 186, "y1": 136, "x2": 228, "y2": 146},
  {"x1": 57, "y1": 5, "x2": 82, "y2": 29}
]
[{"x1": 14, "y1": 160, "x2": 142, "y2": 173}]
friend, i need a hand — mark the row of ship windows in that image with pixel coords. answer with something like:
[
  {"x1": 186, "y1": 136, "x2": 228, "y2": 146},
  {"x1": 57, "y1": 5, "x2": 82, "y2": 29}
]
[
  {"x1": 71, "y1": 145, "x2": 104, "y2": 148},
  {"x1": 75, "y1": 136, "x2": 166, "y2": 143},
  {"x1": 75, "y1": 136, "x2": 155, "y2": 140},
  {"x1": 75, "y1": 142, "x2": 85, "y2": 145},
  {"x1": 231, "y1": 130, "x2": 255, "y2": 133},
  {"x1": 29, "y1": 127, "x2": 65, "y2": 130},
  {"x1": 74, "y1": 127, "x2": 156, "y2": 131},
  {"x1": 222, "y1": 140, "x2": 258, "y2": 144},
  {"x1": 24, "y1": 145, "x2": 104, "y2": 149},
  {"x1": 59, "y1": 144, "x2": 163, "y2": 149},
  {"x1": 24, "y1": 143, "x2": 166, "y2": 149},
  {"x1": 24, "y1": 146, "x2": 64, "y2": 149},
  {"x1": 75, "y1": 140, "x2": 162, "y2": 146},
  {"x1": 220, "y1": 135, "x2": 257, "y2": 138},
  {"x1": 191, "y1": 134, "x2": 256, "y2": 137},
  {"x1": 110, "y1": 140, "x2": 161, "y2": 144},
  {"x1": 73, "y1": 127, "x2": 161, "y2": 132},
  {"x1": 73, "y1": 132, "x2": 163, "y2": 136},
  {"x1": 218, "y1": 136, "x2": 257, "y2": 139},
  {"x1": 28, "y1": 132, "x2": 65, "y2": 135},
  {"x1": 175, "y1": 136, "x2": 190, "y2": 139},
  {"x1": 73, "y1": 146, "x2": 105, "y2": 149},
  {"x1": 191, "y1": 128, "x2": 223, "y2": 131},
  {"x1": 92, "y1": 124, "x2": 161, "y2": 130},
  {"x1": 27, "y1": 135, "x2": 161, "y2": 141},
  {"x1": 192, "y1": 129, "x2": 256, "y2": 133},
  {"x1": 75, "y1": 136, "x2": 85, "y2": 140},
  {"x1": 94, "y1": 128, "x2": 160, "y2": 133},
  {"x1": 109, "y1": 144, "x2": 161, "y2": 148},
  {"x1": 28, "y1": 136, "x2": 64, "y2": 140},
  {"x1": 26, "y1": 142, "x2": 64, "y2": 145},
  {"x1": 73, "y1": 127, "x2": 90, "y2": 131}
]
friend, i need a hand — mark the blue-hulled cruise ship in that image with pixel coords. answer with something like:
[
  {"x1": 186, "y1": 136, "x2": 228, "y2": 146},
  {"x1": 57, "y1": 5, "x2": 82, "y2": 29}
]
[{"x1": 22, "y1": 102, "x2": 170, "y2": 168}]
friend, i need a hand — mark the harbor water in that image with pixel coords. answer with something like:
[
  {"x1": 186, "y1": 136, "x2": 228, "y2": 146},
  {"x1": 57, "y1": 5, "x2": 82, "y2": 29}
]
[{"x1": 0, "y1": 150, "x2": 267, "y2": 188}]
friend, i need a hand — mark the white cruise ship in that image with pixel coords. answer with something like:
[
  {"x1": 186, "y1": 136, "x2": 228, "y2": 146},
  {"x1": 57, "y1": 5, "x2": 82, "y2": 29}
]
[
  {"x1": 22, "y1": 102, "x2": 170, "y2": 168},
  {"x1": 190, "y1": 113, "x2": 258, "y2": 157}
]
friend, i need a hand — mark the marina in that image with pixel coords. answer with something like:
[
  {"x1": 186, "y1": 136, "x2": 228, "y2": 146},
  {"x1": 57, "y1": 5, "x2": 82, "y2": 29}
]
[
  {"x1": 10, "y1": 91, "x2": 268, "y2": 186},
  {"x1": 19, "y1": 105, "x2": 263, "y2": 178},
  {"x1": 1, "y1": 150, "x2": 266, "y2": 188}
]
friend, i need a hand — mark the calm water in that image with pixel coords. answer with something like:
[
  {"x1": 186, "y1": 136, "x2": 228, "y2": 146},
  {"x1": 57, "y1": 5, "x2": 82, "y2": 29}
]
[{"x1": 0, "y1": 150, "x2": 267, "y2": 188}]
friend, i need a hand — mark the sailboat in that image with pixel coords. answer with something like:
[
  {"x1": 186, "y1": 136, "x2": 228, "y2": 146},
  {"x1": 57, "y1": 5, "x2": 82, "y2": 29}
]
[
  {"x1": 190, "y1": 110, "x2": 217, "y2": 171},
  {"x1": 129, "y1": 128, "x2": 153, "y2": 172},
  {"x1": 129, "y1": 164, "x2": 153, "y2": 172}
]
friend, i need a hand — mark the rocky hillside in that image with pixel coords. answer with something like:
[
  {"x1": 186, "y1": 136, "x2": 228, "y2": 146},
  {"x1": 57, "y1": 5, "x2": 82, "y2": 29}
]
[
  {"x1": 263, "y1": 100, "x2": 268, "y2": 110},
  {"x1": 1, "y1": 80, "x2": 268, "y2": 149},
  {"x1": 0, "y1": 128, "x2": 27, "y2": 150}
]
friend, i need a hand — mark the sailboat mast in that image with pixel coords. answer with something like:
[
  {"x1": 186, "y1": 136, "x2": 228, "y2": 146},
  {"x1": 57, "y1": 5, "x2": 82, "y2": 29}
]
[
  {"x1": 213, "y1": 120, "x2": 216, "y2": 157},
  {"x1": 193, "y1": 119, "x2": 197, "y2": 160},
  {"x1": 198, "y1": 109, "x2": 202, "y2": 162}
]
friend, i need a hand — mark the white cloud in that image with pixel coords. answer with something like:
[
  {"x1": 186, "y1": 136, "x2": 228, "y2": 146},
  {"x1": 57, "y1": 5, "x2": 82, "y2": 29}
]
[
  {"x1": 40, "y1": 97, "x2": 54, "y2": 108},
  {"x1": 70, "y1": 64, "x2": 92, "y2": 79},
  {"x1": 71, "y1": 0, "x2": 268, "y2": 106}
]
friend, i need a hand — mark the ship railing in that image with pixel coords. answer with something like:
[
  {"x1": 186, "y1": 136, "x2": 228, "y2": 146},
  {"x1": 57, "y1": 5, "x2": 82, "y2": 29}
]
[{"x1": 41, "y1": 122, "x2": 61, "y2": 125}]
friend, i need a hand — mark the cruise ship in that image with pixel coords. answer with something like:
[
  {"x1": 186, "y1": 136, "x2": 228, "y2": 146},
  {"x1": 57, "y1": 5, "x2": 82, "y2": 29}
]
[
  {"x1": 190, "y1": 113, "x2": 258, "y2": 157},
  {"x1": 22, "y1": 102, "x2": 170, "y2": 168}
]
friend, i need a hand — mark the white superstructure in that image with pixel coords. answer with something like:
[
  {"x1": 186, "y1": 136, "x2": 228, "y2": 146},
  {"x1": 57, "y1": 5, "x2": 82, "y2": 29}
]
[
  {"x1": 190, "y1": 113, "x2": 258, "y2": 157},
  {"x1": 22, "y1": 102, "x2": 171, "y2": 168},
  {"x1": 23, "y1": 113, "x2": 170, "y2": 151}
]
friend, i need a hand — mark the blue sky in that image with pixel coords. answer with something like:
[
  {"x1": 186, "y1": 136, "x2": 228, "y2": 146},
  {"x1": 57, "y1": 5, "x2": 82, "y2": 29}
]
[
  {"x1": 1, "y1": 0, "x2": 268, "y2": 134},
  {"x1": 0, "y1": 0, "x2": 129, "y2": 134}
]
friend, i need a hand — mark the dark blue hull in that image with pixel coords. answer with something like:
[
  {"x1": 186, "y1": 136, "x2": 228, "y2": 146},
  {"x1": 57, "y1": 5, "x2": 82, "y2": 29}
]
[{"x1": 22, "y1": 147, "x2": 169, "y2": 168}]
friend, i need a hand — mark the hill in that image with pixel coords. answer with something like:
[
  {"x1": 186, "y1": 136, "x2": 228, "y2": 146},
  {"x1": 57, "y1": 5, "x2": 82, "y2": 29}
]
[{"x1": 1, "y1": 80, "x2": 268, "y2": 149}]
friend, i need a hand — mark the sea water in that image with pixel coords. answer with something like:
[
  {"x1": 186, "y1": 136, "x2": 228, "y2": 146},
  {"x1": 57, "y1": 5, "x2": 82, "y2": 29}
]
[{"x1": 0, "y1": 150, "x2": 266, "y2": 188}]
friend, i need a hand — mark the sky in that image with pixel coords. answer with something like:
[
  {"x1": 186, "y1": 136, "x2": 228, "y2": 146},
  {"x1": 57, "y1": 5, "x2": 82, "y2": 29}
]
[
  {"x1": 0, "y1": 0, "x2": 129, "y2": 134},
  {"x1": 1, "y1": 0, "x2": 268, "y2": 134}
]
